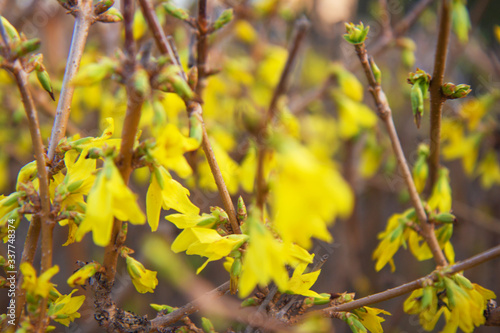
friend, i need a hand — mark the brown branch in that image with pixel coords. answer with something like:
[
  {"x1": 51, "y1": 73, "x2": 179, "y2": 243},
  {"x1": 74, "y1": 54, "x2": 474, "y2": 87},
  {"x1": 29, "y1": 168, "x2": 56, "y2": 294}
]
[
  {"x1": 428, "y1": 0, "x2": 452, "y2": 188},
  {"x1": 196, "y1": 0, "x2": 209, "y2": 96},
  {"x1": 255, "y1": 18, "x2": 309, "y2": 211},
  {"x1": 101, "y1": 0, "x2": 144, "y2": 288},
  {"x1": 11, "y1": 61, "x2": 52, "y2": 332},
  {"x1": 47, "y1": 0, "x2": 93, "y2": 162},
  {"x1": 318, "y1": 244, "x2": 500, "y2": 315},
  {"x1": 138, "y1": 0, "x2": 241, "y2": 233},
  {"x1": 353, "y1": 43, "x2": 447, "y2": 267}
]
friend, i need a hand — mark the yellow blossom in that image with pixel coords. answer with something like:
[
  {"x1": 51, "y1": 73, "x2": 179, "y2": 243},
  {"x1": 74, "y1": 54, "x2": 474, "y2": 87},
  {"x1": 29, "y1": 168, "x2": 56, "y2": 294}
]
[
  {"x1": 271, "y1": 138, "x2": 353, "y2": 248},
  {"x1": 332, "y1": 91, "x2": 377, "y2": 139},
  {"x1": 372, "y1": 212, "x2": 408, "y2": 272},
  {"x1": 67, "y1": 262, "x2": 101, "y2": 287},
  {"x1": 351, "y1": 306, "x2": 391, "y2": 333},
  {"x1": 125, "y1": 256, "x2": 158, "y2": 293},
  {"x1": 477, "y1": 151, "x2": 500, "y2": 188},
  {"x1": 48, "y1": 289, "x2": 85, "y2": 326},
  {"x1": 152, "y1": 123, "x2": 200, "y2": 178},
  {"x1": 146, "y1": 165, "x2": 199, "y2": 231},
  {"x1": 285, "y1": 262, "x2": 321, "y2": 297},
  {"x1": 76, "y1": 158, "x2": 146, "y2": 246},
  {"x1": 428, "y1": 168, "x2": 452, "y2": 212},
  {"x1": 20, "y1": 263, "x2": 59, "y2": 298}
]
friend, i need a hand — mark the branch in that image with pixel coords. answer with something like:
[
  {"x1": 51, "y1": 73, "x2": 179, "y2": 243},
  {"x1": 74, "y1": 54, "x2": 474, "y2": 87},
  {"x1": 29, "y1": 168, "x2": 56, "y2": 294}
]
[
  {"x1": 151, "y1": 281, "x2": 230, "y2": 328},
  {"x1": 196, "y1": 0, "x2": 209, "y2": 96},
  {"x1": 319, "y1": 244, "x2": 500, "y2": 315},
  {"x1": 11, "y1": 60, "x2": 52, "y2": 332},
  {"x1": 138, "y1": 0, "x2": 241, "y2": 233},
  {"x1": 428, "y1": 0, "x2": 452, "y2": 188},
  {"x1": 353, "y1": 43, "x2": 447, "y2": 267},
  {"x1": 255, "y1": 18, "x2": 309, "y2": 211},
  {"x1": 101, "y1": 0, "x2": 144, "y2": 287},
  {"x1": 47, "y1": 0, "x2": 93, "y2": 162}
]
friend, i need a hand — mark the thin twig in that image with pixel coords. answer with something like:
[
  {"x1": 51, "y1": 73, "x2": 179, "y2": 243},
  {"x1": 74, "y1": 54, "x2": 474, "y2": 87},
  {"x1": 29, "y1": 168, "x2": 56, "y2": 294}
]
[
  {"x1": 428, "y1": 0, "x2": 452, "y2": 188},
  {"x1": 318, "y1": 244, "x2": 500, "y2": 315},
  {"x1": 12, "y1": 61, "x2": 52, "y2": 333},
  {"x1": 196, "y1": 0, "x2": 209, "y2": 96},
  {"x1": 353, "y1": 43, "x2": 447, "y2": 267},
  {"x1": 138, "y1": 0, "x2": 241, "y2": 233},
  {"x1": 255, "y1": 17, "x2": 309, "y2": 211},
  {"x1": 47, "y1": 0, "x2": 93, "y2": 162}
]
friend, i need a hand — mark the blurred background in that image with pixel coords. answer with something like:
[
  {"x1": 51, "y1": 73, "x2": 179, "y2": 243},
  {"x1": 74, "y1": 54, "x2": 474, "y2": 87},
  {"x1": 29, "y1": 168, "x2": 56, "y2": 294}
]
[{"x1": 1, "y1": 0, "x2": 500, "y2": 332}]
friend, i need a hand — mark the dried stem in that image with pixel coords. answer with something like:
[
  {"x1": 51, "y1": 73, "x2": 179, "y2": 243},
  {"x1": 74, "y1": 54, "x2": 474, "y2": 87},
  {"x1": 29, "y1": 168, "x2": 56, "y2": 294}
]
[
  {"x1": 138, "y1": 0, "x2": 241, "y2": 233},
  {"x1": 318, "y1": 244, "x2": 500, "y2": 315},
  {"x1": 102, "y1": 0, "x2": 144, "y2": 286},
  {"x1": 428, "y1": 0, "x2": 452, "y2": 188},
  {"x1": 255, "y1": 18, "x2": 309, "y2": 211},
  {"x1": 47, "y1": 0, "x2": 93, "y2": 162},
  {"x1": 353, "y1": 43, "x2": 447, "y2": 267}
]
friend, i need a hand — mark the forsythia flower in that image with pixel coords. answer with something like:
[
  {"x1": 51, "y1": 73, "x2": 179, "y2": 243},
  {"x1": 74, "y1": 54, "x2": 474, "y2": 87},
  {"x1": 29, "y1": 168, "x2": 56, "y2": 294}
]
[
  {"x1": 428, "y1": 167, "x2": 452, "y2": 212},
  {"x1": 285, "y1": 262, "x2": 321, "y2": 297},
  {"x1": 476, "y1": 151, "x2": 500, "y2": 189},
  {"x1": 67, "y1": 262, "x2": 101, "y2": 287},
  {"x1": 152, "y1": 123, "x2": 200, "y2": 178},
  {"x1": 351, "y1": 306, "x2": 391, "y2": 333},
  {"x1": 20, "y1": 263, "x2": 59, "y2": 298},
  {"x1": 146, "y1": 165, "x2": 199, "y2": 231},
  {"x1": 76, "y1": 158, "x2": 146, "y2": 246},
  {"x1": 48, "y1": 289, "x2": 85, "y2": 326},
  {"x1": 171, "y1": 226, "x2": 248, "y2": 273},
  {"x1": 125, "y1": 256, "x2": 158, "y2": 293},
  {"x1": 271, "y1": 138, "x2": 353, "y2": 248},
  {"x1": 332, "y1": 91, "x2": 377, "y2": 139},
  {"x1": 69, "y1": 117, "x2": 121, "y2": 151}
]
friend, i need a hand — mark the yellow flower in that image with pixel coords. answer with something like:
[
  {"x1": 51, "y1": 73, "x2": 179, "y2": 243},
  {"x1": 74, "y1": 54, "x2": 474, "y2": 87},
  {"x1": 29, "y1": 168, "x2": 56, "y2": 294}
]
[
  {"x1": 48, "y1": 289, "x2": 85, "y2": 326},
  {"x1": 441, "y1": 119, "x2": 481, "y2": 175},
  {"x1": 67, "y1": 262, "x2": 101, "y2": 287},
  {"x1": 238, "y1": 216, "x2": 289, "y2": 297},
  {"x1": 332, "y1": 91, "x2": 377, "y2": 139},
  {"x1": 271, "y1": 139, "x2": 353, "y2": 248},
  {"x1": 171, "y1": 227, "x2": 248, "y2": 273},
  {"x1": 372, "y1": 212, "x2": 408, "y2": 272},
  {"x1": 330, "y1": 63, "x2": 364, "y2": 102},
  {"x1": 146, "y1": 166, "x2": 199, "y2": 231},
  {"x1": 20, "y1": 263, "x2": 59, "y2": 298},
  {"x1": 285, "y1": 262, "x2": 321, "y2": 297},
  {"x1": 69, "y1": 117, "x2": 121, "y2": 151},
  {"x1": 76, "y1": 158, "x2": 146, "y2": 246},
  {"x1": 152, "y1": 123, "x2": 200, "y2": 178},
  {"x1": 351, "y1": 306, "x2": 391, "y2": 333},
  {"x1": 428, "y1": 168, "x2": 452, "y2": 212},
  {"x1": 477, "y1": 151, "x2": 500, "y2": 189},
  {"x1": 125, "y1": 256, "x2": 158, "y2": 293}
]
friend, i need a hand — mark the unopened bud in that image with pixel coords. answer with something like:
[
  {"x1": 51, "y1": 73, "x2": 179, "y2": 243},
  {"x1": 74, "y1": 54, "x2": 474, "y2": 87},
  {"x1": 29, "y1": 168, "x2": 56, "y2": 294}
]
[
  {"x1": 343, "y1": 22, "x2": 369, "y2": 45},
  {"x1": 163, "y1": 2, "x2": 189, "y2": 21},
  {"x1": 237, "y1": 196, "x2": 247, "y2": 223},
  {"x1": 94, "y1": 0, "x2": 114, "y2": 16},
  {"x1": 13, "y1": 38, "x2": 40, "y2": 58},
  {"x1": 213, "y1": 8, "x2": 234, "y2": 30}
]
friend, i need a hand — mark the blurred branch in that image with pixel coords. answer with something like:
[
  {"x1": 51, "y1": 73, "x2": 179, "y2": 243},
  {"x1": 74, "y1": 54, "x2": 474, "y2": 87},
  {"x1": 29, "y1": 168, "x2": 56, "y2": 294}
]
[
  {"x1": 428, "y1": 0, "x2": 452, "y2": 188},
  {"x1": 256, "y1": 17, "x2": 309, "y2": 211},
  {"x1": 453, "y1": 201, "x2": 500, "y2": 235},
  {"x1": 353, "y1": 42, "x2": 447, "y2": 267},
  {"x1": 47, "y1": 0, "x2": 93, "y2": 162},
  {"x1": 196, "y1": 0, "x2": 209, "y2": 96},
  {"x1": 318, "y1": 244, "x2": 500, "y2": 315}
]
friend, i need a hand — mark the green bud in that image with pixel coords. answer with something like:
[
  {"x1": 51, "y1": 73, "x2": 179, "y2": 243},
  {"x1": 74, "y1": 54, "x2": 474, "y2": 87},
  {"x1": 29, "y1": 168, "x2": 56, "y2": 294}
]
[
  {"x1": 442, "y1": 82, "x2": 471, "y2": 99},
  {"x1": 421, "y1": 286, "x2": 433, "y2": 310},
  {"x1": 71, "y1": 58, "x2": 116, "y2": 86},
  {"x1": 2, "y1": 192, "x2": 22, "y2": 207},
  {"x1": 189, "y1": 114, "x2": 203, "y2": 145},
  {"x1": 410, "y1": 82, "x2": 424, "y2": 128},
  {"x1": 240, "y1": 297, "x2": 259, "y2": 307},
  {"x1": 36, "y1": 70, "x2": 55, "y2": 101},
  {"x1": 13, "y1": 38, "x2": 41, "y2": 58},
  {"x1": 210, "y1": 206, "x2": 229, "y2": 223},
  {"x1": 213, "y1": 8, "x2": 234, "y2": 30},
  {"x1": 343, "y1": 22, "x2": 370, "y2": 45},
  {"x1": 454, "y1": 274, "x2": 473, "y2": 290},
  {"x1": 237, "y1": 196, "x2": 247, "y2": 223},
  {"x1": 434, "y1": 212, "x2": 456, "y2": 223},
  {"x1": 94, "y1": 0, "x2": 115, "y2": 16},
  {"x1": 370, "y1": 59, "x2": 381, "y2": 85},
  {"x1": 170, "y1": 75, "x2": 194, "y2": 101},
  {"x1": 401, "y1": 48, "x2": 415, "y2": 68},
  {"x1": 0, "y1": 17, "x2": 20, "y2": 43},
  {"x1": 96, "y1": 8, "x2": 123, "y2": 23},
  {"x1": 313, "y1": 294, "x2": 332, "y2": 305},
  {"x1": 150, "y1": 304, "x2": 176, "y2": 313},
  {"x1": 443, "y1": 277, "x2": 457, "y2": 308},
  {"x1": 67, "y1": 179, "x2": 84, "y2": 193},
  {"x1": 201, "y1": 317, "x2": 216, "y2": 333},
  {"x1": 163, "y1": 2, "x2": 189, "y2": 21},
  {"x1": 196, "y1": 215, "x2": 218, "y2": 227}
]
